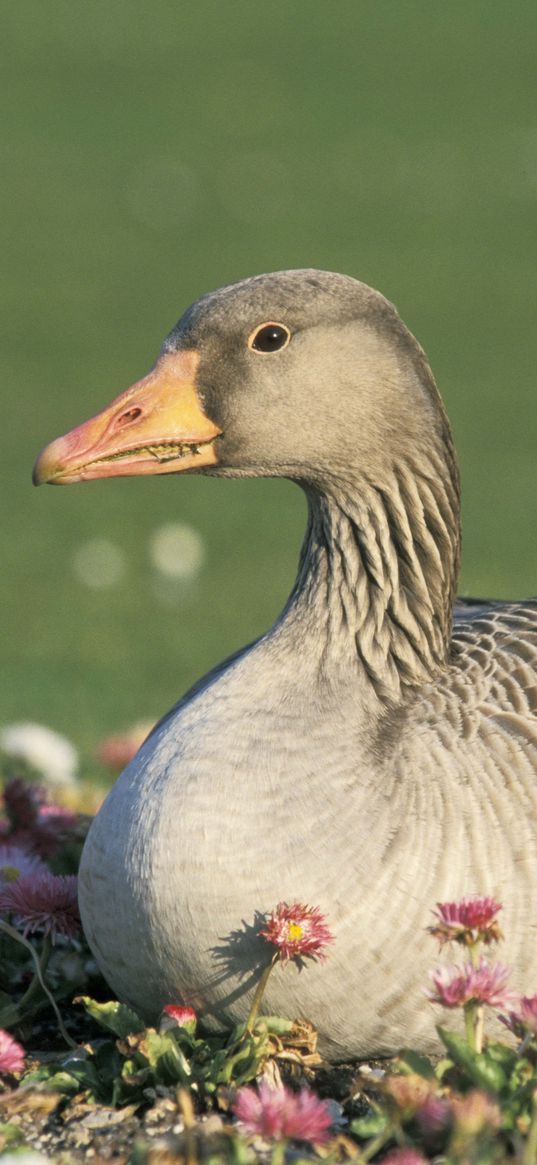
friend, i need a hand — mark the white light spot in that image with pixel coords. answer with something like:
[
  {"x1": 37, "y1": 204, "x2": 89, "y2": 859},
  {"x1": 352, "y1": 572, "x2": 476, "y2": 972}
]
[
  {"x1": 72, "y1": 539, "x2": 125, "y2": 589},
  {"x1": 149, "y1": 522, "x2": 206, "y2": 581},
  {"x1": 0, "y1": 722, "x2": 79, "y2": 786}
]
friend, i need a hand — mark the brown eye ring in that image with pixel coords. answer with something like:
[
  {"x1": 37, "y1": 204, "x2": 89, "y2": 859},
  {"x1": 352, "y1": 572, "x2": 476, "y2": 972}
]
[{"x1": 248, "y1": 322, "x2": 291, "y2": 354}]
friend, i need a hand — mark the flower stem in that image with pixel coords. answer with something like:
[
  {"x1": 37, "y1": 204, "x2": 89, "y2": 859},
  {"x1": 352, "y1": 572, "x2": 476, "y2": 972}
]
[
  {"x1": 473, "y1": 1003, "x2": 484, "y2": 1054},
  {"x1": 270, "y1": 1140, "x2": 287, "y2": 1165},
  {"x1": 523, "y1": 1093, "x2": 537, "y2": 1165},
  {"x1": 177, "y1": 1088, "x2": 197, "y2": 1165},
  {"x1": 519, "y1": 1033, "x2": 533, "y2": 1058},
  {"x1": 464, "y1": 1001, "x2": 476, "y2": 1050},
  {"x1": 245, "y1": 954, "x2": 278, "y2": 1034},
  {"x1": 17, "y1": 934, "x2": 53, "y2": 1014},
  {"x1": 468, "y1": 940, "x2": 481, "y2": 969},
  {"x1": 360, "y1": 1126, "x2": 395, "y2": 1162},
  {"x1": 0, "y1": 920, "x2": 76, "y2": 1048}
]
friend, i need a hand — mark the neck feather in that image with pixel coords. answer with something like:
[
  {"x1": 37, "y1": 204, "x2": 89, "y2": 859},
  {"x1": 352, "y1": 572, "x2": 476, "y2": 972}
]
[{"x1": 285, "y1": 453, "x2": 460, "y2": 703}]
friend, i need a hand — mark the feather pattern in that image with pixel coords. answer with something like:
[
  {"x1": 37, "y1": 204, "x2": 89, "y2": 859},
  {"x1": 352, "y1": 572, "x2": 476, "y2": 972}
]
[{"x1": 52, "y1": 267, "x2": 536, "y2": 1060}]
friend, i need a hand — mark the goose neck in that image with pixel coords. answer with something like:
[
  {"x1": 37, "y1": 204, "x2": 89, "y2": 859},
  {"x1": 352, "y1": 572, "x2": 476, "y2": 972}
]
[{"x1": 283, "y1": 465, "x2": 460, "y2": 703}]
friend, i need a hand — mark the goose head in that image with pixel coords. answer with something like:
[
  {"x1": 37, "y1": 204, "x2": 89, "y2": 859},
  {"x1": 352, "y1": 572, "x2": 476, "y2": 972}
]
[
  {"x1": 33, "y1": 269, "x2": 455, "y2": 500},
  {"x1": 33, "y1": 270, "x2": 461, "y2": 694}
]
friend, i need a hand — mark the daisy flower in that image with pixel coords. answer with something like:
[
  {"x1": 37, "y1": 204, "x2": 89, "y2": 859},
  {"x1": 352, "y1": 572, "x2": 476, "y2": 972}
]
[
  {"x1": 500, "y1": 993, "x2": 537, "y2": 1038},
  {"x1": 0, "y1": 1029, "x2": 25, "y2": 1075},
  {"x1": 160, "y1": 1004, "x2": 197, "y2": 1032},
  {"x1": 0, "y1": 871, "x2": 81, "y2": 942},
  {"x1": 2, "y1": 778, "x2": 78, "y2": 859},
  {"x1": 233, "y1": 1082, "x2": 333, "y2": 1143},
  {"x1": 426, "y1": 957, "x2": 511, "y2": 1009},
  {"x1": 452, "y1": 1089, "x2": 501, "y2": 1133},
  {"x1": 429, "y1": 896, "x2": 503, "y2": 947},
  {"x1": 379, "y1": 1150, "x2": 428, "y2": 1165},
  {"x1": 259, "y1": 902, "x2": 333, "y2": 963},
  {"x1": 0, "y1": 844, "x2": 46, "y2": 883},
  {"x1": 2, "y1": 777, "x2": 43, "y2": 829}
]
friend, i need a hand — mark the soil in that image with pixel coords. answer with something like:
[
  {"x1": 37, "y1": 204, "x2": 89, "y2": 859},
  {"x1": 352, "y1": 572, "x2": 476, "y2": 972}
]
[{"x1": 0, "y1": 1008, "x2": 385, "y2": 1163}]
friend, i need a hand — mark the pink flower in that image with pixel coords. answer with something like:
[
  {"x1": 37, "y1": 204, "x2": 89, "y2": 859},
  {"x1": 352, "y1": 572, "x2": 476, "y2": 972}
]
[
  {"x1": 426, "y1": 957, "x2": 511, "y2": 1009},
  {"x1": 233, "y1": 1082, "x2": 333, "y2": 1144},
  {"x1": 384, "y1": 1073, "x2": 432, "y2": 1112},
  {"x1": 3, "y1": 778, "x2": 43, "y2": 829},
  {"x1": 0, "y1": 871, "x2": 80, "y2": 942},
  {"x1": 500, "y1": 994, "x2": 537, "y2": 1038},
  {"x1": 0, "y1": 1029, "x2": 25, "y2": 1075},
  {"x1": 259, "y1": 902, "x2": 334, "y2": 963},
  {"x1": 0, "y1": 844, "x2": 47, "y2": 883},
  {"x1": 415, "y1": 1095, "x2": 452, "y2": 1137},
  {"x1": 429, "y1": 896, "x2": 503, "y2": 946},
  {"x1": 97, "y1": 722, "x2": 153, "y2": 771},
  {"x1": 452, "y1": 1090, "x2": 501, "y2": 1134},
  {"x1": 2, "y1": 778, "x2": 78, "y2": 858},
  {"x1": 160, "y1": 1004, "x2": 197, "y2": 1032},
  {"x1": 379, "y1": 1150, "x2": 428, "y2": 1165},
  {"x1": 32, "y1": 802, "x2": 79, "y2": 855}
]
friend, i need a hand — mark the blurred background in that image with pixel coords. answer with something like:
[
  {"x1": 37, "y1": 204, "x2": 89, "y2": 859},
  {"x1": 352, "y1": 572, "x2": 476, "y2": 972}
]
[{"x1": 2, "y1": 1, "x2": 536, "y2": 769}]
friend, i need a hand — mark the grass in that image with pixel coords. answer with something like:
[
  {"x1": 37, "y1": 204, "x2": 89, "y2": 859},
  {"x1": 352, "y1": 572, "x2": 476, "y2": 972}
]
[{"x1": 2, "y1": 0, "x2": 536, "y2": 756}]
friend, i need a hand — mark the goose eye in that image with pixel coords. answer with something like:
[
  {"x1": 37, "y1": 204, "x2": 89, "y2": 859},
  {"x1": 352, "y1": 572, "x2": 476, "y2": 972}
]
[{"x1": 248, "y1": 322, "x2": 291, "y2": 353}]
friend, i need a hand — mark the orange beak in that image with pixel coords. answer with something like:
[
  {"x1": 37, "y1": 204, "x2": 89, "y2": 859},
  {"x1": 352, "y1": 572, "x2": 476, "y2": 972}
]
[{"x1": 33, "y1": 350, "x2": 222, "y2": 485}]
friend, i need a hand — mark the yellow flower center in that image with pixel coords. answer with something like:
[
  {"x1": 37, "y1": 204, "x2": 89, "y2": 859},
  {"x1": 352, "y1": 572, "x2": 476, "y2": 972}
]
[
  {"x1": 287, "y1": 922, "x2": 304, "y2": 941},
  {"x1": 0, "y1": 865, "x2": 20, "y2": 883}
]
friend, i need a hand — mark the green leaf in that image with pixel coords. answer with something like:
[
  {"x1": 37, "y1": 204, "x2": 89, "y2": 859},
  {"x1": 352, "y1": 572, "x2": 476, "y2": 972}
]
[
  {"x1": 0, "y1": 1001, "x2": 22, "y2": 1028},
  {"x1": 437, "y1": 1027, "x2": 506, "y2": 1093},
  {"x1": 23, "y1": 1067, "x2": 81, "y2": 1095},
  {"x1": 120, "y1": 1029, "x2": 193, "y2": 1088},
  {"x1": 0, "y1": 1121, "x2": 24, "y2": 1148},
  {"x1": 76, "y1": 996, "x2": 145, "y2": 1038},
  {"x1": 435, "y1": 1056, "x2": 454, "y2": 1080},
  {"x1": 216, "y1": 1042, "x2": 256, "y2": 1086},
  {"x1": 396, "y1": 1048, "x2": 436, "y2": 1080},
  {"x1": 486, "y1": 1041, "x2": 518, "y2": 1068},
  {"x1": 225, "y1": 1050, "x2": 261, "y2": 1087},
  {"x1": 93, "y1": 1039, "x2": 124, "y2": 1085},
  {"x1": 509, "y1": 1056, "x2": 535, "y2": 1092},
  {"x1": 437, "y1": 1026, "x2": 477, "y2": 1072},
  {"x1": 350, "y1": 1112, "x2": 389, "y2": 1138},
  {"x1": 226, "y1": 1021, "x2": 247, "y2": 1045},
  {"x1": 256, "y1": 1016, "x2": 294, "y2": 1036},
  {"x1": 472, "y1": 1057, "x2": 506, "y2": 1093},
  {"x1": 0, "y1": 989, "x2": 16, "y2": 1008},
  {"x1": 121, "y1": 1059, "x2": 152, "y2": 1091},
  {"x1": 60, "y1": 1053, "x2": 104, "y2": 1098},
  {"x1": 149, "y1": 1033, "x2": 192, "y2": 1084}
]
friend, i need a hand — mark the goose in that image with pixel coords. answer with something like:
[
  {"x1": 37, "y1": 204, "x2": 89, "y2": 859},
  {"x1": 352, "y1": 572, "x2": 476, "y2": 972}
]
[{"x1": 33, "y1": 269, "x2": 537, "y2": 1060}]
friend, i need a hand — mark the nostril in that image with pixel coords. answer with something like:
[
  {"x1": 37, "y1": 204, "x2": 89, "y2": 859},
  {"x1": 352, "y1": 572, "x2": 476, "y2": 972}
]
[{"x1": 117, "y1": 407, "x2": 142, "y2": 427}]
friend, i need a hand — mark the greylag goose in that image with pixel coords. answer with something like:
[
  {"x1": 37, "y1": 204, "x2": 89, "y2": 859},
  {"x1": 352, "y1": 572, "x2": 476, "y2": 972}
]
[{"x1": 33, "y1": 270, "x2": 537, "y2": 1060}]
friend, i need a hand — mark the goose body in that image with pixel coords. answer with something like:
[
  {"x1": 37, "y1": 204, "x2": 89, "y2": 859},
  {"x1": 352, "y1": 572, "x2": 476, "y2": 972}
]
[{"x1": 34, "y1": 270, "x2": 537, "y2": 1059}]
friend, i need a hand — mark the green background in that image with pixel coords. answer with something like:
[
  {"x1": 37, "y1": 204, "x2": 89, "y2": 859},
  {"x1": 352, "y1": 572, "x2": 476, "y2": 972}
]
[{"x1": 2, "y1": 1, "x2": 536, "y2": 761}]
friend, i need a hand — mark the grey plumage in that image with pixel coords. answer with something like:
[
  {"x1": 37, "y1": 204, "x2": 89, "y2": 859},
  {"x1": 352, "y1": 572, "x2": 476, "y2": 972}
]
[{"x1": 67, "y1": 270, "x2": 537, "y2": 1059}]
